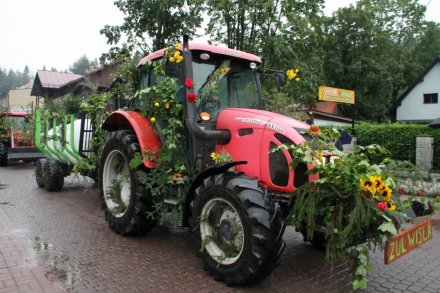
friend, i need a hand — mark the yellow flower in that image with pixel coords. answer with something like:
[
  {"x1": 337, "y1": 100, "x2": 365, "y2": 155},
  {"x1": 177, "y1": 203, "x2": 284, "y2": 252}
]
[
  {"x1": 295, "y1": 68, "x2": 300, "y2": 73},
  {"x1": 165, "y1": 103, "x2": 170, "y2": 109},
  {"x1": 173, "y1": 51, "x2": 180, "y2": 59},
  {"x1": 286, "y1": 69, "x2": 296, "y2": 80},
  {"x1": 389, "y1": 204, "x2": 396, "y2": 212},
  {"x1": 295, "y1": 77, "x2": 301, "y2": 81},
  {"x1": 174, "y1": 43, "x2": 181, "y2": 50},
  {"x1": 169, "y1": 56, "x2": 175, "y2": 63},
  {"x1": 210, "y1": 152, "x2": 217, "y2": 161},
  {"x1": 220, "y1": 67, "x2": 228, "y2": 76},
  {"x1": 154, "y1": 102, "x2": 160, "y2": 108},
  {"x1": 172, "y1": 172, "x2": 182, "y2": 179},
  {"x1": 150, "y1": 117, "x2": 156, "y2": 123},
  {"x1": 176, "y1": 56, "x2": 184, "y2": 63}
]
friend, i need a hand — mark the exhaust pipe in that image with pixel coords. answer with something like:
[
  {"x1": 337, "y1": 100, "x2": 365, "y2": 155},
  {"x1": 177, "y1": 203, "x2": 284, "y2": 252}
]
[{"x1": 181, "y1": 35, "x2": 230, "y2": 144}]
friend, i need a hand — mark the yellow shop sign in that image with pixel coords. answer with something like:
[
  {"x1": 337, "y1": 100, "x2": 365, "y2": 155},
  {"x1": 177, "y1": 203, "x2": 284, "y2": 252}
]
[{"x1": 318, "y1": 86, "x2": 355, "y2": 104}]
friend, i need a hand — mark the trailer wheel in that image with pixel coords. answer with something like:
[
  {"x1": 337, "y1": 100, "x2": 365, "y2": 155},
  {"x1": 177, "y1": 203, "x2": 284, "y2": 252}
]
[
  {"x1": 99, "y1": 130, "x2": 156, "y2": 236},
  {"x1": 190, "y1": 173, "x2": 286, "y2": 285},
  {"x1": 0, "y1": 142, "x2": 7, "y2": 166},
  {"x1": 35, "y1": 158, "x2": 47, "y2": 188},
  {"x1": 44, "y1": 160, "x2": 65, "y2": 191}
]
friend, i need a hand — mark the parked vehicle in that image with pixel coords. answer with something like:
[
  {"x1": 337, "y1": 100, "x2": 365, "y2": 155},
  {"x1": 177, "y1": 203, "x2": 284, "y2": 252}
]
[
  {"x1": 0, "y1": 111, "x2": 44, "y2": 166},
  {"x1": 34, "y1": 36, "x2": 321, "y2": 285}
]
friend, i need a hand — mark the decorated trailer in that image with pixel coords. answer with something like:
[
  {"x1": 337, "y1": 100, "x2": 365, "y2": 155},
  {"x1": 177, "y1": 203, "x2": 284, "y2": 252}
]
[
  {"x1": 34, "y1": 36, "x2": 413, "y2": 287},
  {"x1": 0, "y1": 111, "x2": 44, "y2": 166}
]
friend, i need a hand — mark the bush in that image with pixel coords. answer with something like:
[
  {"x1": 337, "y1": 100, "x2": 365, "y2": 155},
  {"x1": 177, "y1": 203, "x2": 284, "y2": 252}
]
[{"x1": 343, "y1": 123, "x2": 440, "y2": 171}]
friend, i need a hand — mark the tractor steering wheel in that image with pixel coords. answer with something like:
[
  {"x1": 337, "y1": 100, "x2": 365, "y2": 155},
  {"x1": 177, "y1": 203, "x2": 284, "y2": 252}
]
[{"x1": 199, "y1": 96, "x2": 222, "y2": 117}]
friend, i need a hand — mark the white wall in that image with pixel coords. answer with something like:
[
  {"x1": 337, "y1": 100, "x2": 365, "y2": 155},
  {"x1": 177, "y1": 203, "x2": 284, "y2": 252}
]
[
  {"x1": 396, "y1": 62, "x2": 440, "y2": 121},
  {"x1": 313, "y1": 118, "x2": 352, "y2": 127}
]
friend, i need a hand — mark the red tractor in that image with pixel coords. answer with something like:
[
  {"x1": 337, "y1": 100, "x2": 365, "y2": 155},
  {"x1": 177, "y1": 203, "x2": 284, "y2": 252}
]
[
  {"x1": 98, "y1": 37, "x2": 319, "y2": 285},
  {"x1": 0, "y1": 111, "x2": 43, "y2": 166},
  {"x1": 36, "y1": 36, "x2": 321, "y2": 285}
]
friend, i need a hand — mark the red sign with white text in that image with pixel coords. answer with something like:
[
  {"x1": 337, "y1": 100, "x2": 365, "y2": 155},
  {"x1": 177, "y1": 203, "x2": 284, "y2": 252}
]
[{"x1": 384, "y1": 219, "x2": 432, "y2": 264}]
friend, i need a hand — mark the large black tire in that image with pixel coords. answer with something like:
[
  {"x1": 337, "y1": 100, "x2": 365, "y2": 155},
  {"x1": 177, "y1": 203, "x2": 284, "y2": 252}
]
[
  {"x1": 35, "y1": 158, "x2": 47, "y2": 188},
  {"x1": 99, "y1": 130, "x2": 157, "y2": 236},
  {"x1": 44, "y1": 160, "x2": 65, "y2": 191},
  {"x1": 0, "y1": 142, "x2": 8, "y2": 166},
  {"x1": 190, "y1": 173, "x2": 286, "y2": 286}
]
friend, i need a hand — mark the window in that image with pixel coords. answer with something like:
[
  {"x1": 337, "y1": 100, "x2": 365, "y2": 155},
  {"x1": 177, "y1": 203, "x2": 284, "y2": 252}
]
[{"x1": 423, "y1": 93, "x2": 438, "y2": 104}]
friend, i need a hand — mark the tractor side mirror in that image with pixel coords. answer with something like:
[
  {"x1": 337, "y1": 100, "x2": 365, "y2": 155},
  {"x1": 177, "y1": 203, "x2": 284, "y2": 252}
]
[{"x1": 276, "y1": 72, "x2": 286, "y2": 90}]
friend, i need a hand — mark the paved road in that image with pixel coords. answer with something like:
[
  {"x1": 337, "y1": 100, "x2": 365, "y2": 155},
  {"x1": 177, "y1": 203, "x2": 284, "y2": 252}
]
[{"x1": 0, "y1": 162, "x2": 439, "y2": 293}]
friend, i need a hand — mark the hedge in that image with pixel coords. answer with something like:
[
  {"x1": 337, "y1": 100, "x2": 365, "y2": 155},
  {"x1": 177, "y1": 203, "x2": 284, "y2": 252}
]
[{"x1": 343, "y1": 123, "x2": 440, "y2": 171}]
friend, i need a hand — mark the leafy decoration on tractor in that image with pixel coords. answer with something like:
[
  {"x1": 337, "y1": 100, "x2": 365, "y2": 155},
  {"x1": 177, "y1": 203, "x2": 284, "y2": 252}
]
[
  {"x1": 275, "y1": 127, "x2": 410, "y2": 290},
  {"x1": 129, "y1": 45, "x2": 193, "y2": 223}
]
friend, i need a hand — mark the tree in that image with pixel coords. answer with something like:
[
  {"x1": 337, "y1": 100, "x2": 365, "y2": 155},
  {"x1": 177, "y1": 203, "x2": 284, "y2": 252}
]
[
  {"x1": 100, "y1": 0, "x2": 204, "y2": 62},
  {"x1": 321, "y1": 0, "x2": 429, "y2": 121},
  {"x1": 0, "y1": 66, "x2": 32, "y2": 97},
  {"x1": 205, "y1": 0, "x2": 326, "y2": 111},
  {"x1": 69, "y1": 55, "x2": 97, "y2": 75},
  {"x1": 412, "y1": 21, "x2": 440, "y2": 69}
]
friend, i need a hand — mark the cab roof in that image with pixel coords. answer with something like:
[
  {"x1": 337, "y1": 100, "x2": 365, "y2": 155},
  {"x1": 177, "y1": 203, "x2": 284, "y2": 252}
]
[
  {"x1": 0, "y1": 111, "x2": 28, "y2": 117},
  {"x1": 138, "y1": 43, "x2": 262, "y2": 66}
]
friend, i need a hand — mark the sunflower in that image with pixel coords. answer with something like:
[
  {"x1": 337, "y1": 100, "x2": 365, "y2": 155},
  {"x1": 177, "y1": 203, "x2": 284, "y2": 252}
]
[
  {"x1": 309, "y1": 125, "x2": 321, "y2": 136},
  {"x1": 373, "y1": 176, "x2": 385, "y2": 191},
  {"x1": 380, "y1": 187, "x2": 393, "y2": 202},
  {"x1": 360, "y1": 178, "x2": 376, "y2": 194}
]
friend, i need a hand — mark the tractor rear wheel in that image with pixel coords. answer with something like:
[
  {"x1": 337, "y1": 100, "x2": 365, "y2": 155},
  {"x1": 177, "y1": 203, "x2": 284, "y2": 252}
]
[
  {"x1": 44, "y1": 160, "x2": 65, "y2": 191},
  {"x1": 99, "y1": 130, "x2": 157, "y2": 236},
  {"x1": 0, "y1": 143, "x2": 8, "y2": 166},
  {"x1": 35, "y1": 158, "x2": 47, "y2": 188},
  {"x1": 190, "y1": 172, "x2": 286, "y2": 285}
]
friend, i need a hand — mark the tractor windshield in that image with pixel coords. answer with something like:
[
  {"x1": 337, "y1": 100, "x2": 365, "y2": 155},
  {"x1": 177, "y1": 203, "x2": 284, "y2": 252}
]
[
  {"x1": 193, "y1": 56, "x2": 261, "y2": 120},
  {"x1": 10, "y1": 116, "x2": 27, "y2": 131}
]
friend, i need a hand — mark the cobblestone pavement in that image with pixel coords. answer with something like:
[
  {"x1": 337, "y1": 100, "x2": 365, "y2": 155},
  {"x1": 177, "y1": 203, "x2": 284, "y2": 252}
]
[{"x1": 0, "y1": 162, "x2": 440, "y2": 293}]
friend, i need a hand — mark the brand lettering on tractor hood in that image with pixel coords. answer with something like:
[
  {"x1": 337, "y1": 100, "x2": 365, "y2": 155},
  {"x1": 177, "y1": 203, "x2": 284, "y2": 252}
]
[
  {"x1": 267, "y1": 122, "x2": 285, "y2": 134},
  {"x1": 236, "y1": 117, "x2": 267, "y2": 125},
  {"x1": 235, "y1": 118, "x2": 285, "y2": 134}
]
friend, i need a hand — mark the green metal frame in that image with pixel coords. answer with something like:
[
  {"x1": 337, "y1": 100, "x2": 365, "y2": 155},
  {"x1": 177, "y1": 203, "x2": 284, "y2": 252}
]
[{"x1": 34, "y1": 109, "x2": 82, "y2": 164}]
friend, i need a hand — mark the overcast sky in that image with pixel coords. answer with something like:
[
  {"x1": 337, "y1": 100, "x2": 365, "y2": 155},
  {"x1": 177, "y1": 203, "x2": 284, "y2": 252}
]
[{"x1": 0, "y1": 0, "x2": 438, "y2": 73}]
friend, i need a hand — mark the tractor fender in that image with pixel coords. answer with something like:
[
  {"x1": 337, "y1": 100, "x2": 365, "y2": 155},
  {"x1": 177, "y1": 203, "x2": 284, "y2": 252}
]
[
  {"x1": 182, "y1": 161, "x2": 247, "y2": 226},
  {"x1": 101, "y1": 111, "x2": 160, "y2": 168}
]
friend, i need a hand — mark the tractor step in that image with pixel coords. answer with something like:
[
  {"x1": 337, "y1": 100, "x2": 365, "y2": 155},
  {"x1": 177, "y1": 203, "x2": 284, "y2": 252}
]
[{"x1": 163, "y1": 198, "x2": 182, "y2": 205}]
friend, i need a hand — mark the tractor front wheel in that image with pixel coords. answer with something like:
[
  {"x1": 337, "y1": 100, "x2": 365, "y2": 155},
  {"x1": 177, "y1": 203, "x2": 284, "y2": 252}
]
[
  {"x1": 190, "y1": 173, "x2": 286, "y2": 285},
  {"x1": 99, "y1": 130, "x2": 156, "y2": 236},
  {"x1": 0, "y1": 143, "x2": 8, "y2": 166}
]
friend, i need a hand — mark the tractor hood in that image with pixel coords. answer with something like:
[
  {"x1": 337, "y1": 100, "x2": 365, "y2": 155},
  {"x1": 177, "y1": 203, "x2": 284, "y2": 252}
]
[
  {"x1": 217, "y1": 108, "x2": 310, "y2": 144},
  {"x1": 216, "y1": 108, "x2": 315, "y2": 193}
]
